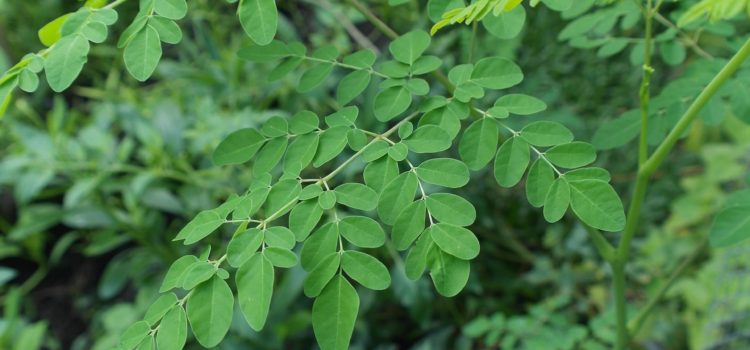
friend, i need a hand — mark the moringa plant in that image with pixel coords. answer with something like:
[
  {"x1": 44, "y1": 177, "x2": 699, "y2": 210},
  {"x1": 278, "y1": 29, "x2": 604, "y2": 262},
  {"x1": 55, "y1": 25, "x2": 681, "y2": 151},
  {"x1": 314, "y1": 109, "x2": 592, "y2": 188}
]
[{"x1": 2, "y1": 0, "x2": 750, "y2": 349}]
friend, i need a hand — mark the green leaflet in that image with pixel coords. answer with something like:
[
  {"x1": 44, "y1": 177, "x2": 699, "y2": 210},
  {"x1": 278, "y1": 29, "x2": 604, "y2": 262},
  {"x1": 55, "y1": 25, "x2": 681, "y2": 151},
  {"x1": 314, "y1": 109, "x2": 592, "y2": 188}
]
[
  {"x1": 264, "y1": 247, "x2": 298, "y2": 268},
  {"x1": 313, "y1": 126, "x2": 349, "y2": 167},
  {"x1": 144, "y1": 293, "x2": 177, "y2": 325},
  {"x1": 525, "y1": 159, "x2": 555, "y2": 208},
  {"x1": 337, "y1": 70, "x2": 371, "y2": 105},
  {"x1": 541, "y1": 0, "x2": 573, "y2": 11},
  {"x1": 264, "y1": 179, "x2": 301, "y2": 216},
  {"x1": 135, "y1": 337, "x2": 154, "y2": 350},
  {"x1": 159, "y1": 255, "x2": 198, "y2": 292},
  {"x1": 238, "y1": 40, "x2": 290, "y2": 62},
  {"x1": 289, "y1": 200, "x2": 323, "y2": 241},
  {"x1": 261, "y1": 116, "x2": 288, "y2": 137},
  {"x1": 426, "y1": 193, "x2": 476, "y2": 227},
  {"x1": 213, "y1": 128, "x2": 266, "y2": 166},
  {"x1": 519, "y1": 121, "x2": 573, "y2": 147},
  {"x1": 460, "y1": 118, "x2": 498, "y2": 170},
  {"x1": 124, "y1": 25, "x2": 163, "y2": 82},
  {"x1": 289, "y1": 110, "x2": 319, "y2": 134},
  {"x1": 38, "y1": 13, "x2": 72, "y2": 47},
  {"x1": 543, "y1": 178, "x2": 570, "y2": 223},
  {"x1": 299, "y1": 63, "x2": 334, "y2": 93},
  {"x1": 545, "y1": 142, "x2": 597, "y2": 169},
  {"x1": 226, "y1": 228, "x2": 263, "y2": 268},
  {"x1": 325, "y1": 107, "x2": 359, "y2": 127},
  {"x1": 403, "y1": 125, "x2": 452, "y2": 153},
  {"x1": 154, "y1": 0, "x2": 188, "y2": 20},
  {"x1": 374, "y1": 86, "x2": 412, "y2": 122},
  {"x1": 254, "y1": 137, "x2": 287, "y2": 173},
  {"x1": 119, "y1": 320, "x2": 150, "y2": 349},
  {"x1": 495, "y1": 94, "x2": 547, "y2": 115},
  {"x1": 483, "y1": 5, "x2": 526, "y2": 40},
  {"x1": 334, "y1": 183, "x2": 378, "y2": 211},
  {"x1": 236, "y1": 253, "x2": 274, "y2": 331},
  {"x1": 564, "y1": 167, "x2": 611, "y2": 182},
  {"x1": 377, "y1": 171, "x2": 418, "y2": 225},
  {"x1": 416, "y1": 158, "x2": 470, "y2": 188},
  {"x1": 392, "y1": 200, "x2": 427, "y2": 250},
  {"x1": 427, "y1": 223, "x2": 480, "y2": 260},
  {"x1": 420, "y1": 107, "x2": 462, "y2": 139},
  {"x1": 264, "y1": 226, "x2": 296, "y2": 250},
  {"x1": 364, "y1": 157, "x2": 399, "y2": 193},
  {"x1": 303, "y1": 253, "x2": 341, "y2": 297},
  {"x1": 347, "y1": 129, "x2": 369, "y2": 151},
  {"x1": 389, "y1": 30, "x2": 431, "y2": 65},
  {"x1": 568, "y1": 180, "x2": 626, "y2": 232},
  {"x1": 318, "y1": 191, "x2": 337, "y2": 210},
  {"x1": 412, "y1": 56, "x2": 442, "y2": 75},
  {"x1": 343, "y1": 49, "x2": 376, "y2": 68},
  {"x1": 180, "y1": 261, "x2": 217, "y2": 290},
  {"x1": 312, "y1": 275, "x2": 360, "y2": 350},
  {"x1": 155, "y1": 306, "x2": 187, "y2": 350},
  {"x1": 470, "y1": 57, "x2": 523, "y2": 90},
  {"x1": 174, "y1": 210, "x2": 224, "y2": 245},
  {"x1": 339, "y1": 216, "x2": 386, "y2": 248},
  {"x1": 187, "y1": 276, "x2": 234, "y2": 348},
  {"x1": 284, "y1": 133, "x2": 319, "y2": 174},
  {"x1": 238, "y1": 0, "x2": 278, "y2": 45},
  {"x1": 342, "y1": 251, "x2": 391, "y2": 290},
  {"x1": 405, "y1": 233, "x2": 433, "y2": 280},
  {"x1": 149, "y1": 16, "x2": 182, "y2": 44},
  {"x1": 388, "y1": 143, "x2": 409, "y2": 161},
  {"x1": 493, "y1": 136, "x2": 530, "y2": 187},
  {"x1": 301, "y1": 223, "x2": 338, "y2": 270},
  {"x1": 428, "y1": 245, "x2": 470, "y2": 297},
  {"x1": 362, "y1": 140, "x2": 390, "y2": 162},
  {"x1": 44, "y1": 34, "x2": 90, "y2": 92}
]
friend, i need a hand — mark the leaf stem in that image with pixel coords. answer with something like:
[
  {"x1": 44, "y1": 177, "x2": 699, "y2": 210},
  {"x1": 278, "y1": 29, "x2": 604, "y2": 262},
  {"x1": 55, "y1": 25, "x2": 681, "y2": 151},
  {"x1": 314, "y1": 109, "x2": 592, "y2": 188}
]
[{"x1": 345, "y1": 0, "x2": 399, "y2": 40}]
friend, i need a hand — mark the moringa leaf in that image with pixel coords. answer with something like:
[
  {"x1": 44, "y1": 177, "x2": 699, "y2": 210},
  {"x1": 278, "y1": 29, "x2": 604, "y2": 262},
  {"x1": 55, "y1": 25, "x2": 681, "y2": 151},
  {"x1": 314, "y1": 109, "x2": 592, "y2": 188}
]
[
  {"x1": 312, "y1": 275, "x2": 359, "y2": 350},
  {"x1": 187, "y1": 276, "x2": 234, "y2": 348},
  {"x1": 238, "y1": 0, "x2": 278, "y2": 45}
]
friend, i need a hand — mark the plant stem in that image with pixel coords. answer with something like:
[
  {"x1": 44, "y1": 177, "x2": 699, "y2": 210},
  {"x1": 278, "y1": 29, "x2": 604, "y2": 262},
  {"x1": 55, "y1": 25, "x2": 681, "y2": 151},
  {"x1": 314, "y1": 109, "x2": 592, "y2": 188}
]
[
  {"x1": 612, "y1": 262, "x2": 628, "y2": 349},
  {"x1": 469, "y1": 21, "x2": 478, "y2": 64},
  {"x1": 641, "y1": 36, "x2": 750, "y2": 177},
  {"x1": 611, "y1": 19, "x2": 750, "y2": 350},
  {"x1": 346, "y1": 0, "x2": 399, "y2": 39},
  {"x1": 612, "y1": 1, "x2": 656, "y2": 346},
  {"x1": 584, "y1": 225, "x2": 616, "y2": 262},
  {"x1": 638, "y1": 0, "x2": 654, "y2": 166}
]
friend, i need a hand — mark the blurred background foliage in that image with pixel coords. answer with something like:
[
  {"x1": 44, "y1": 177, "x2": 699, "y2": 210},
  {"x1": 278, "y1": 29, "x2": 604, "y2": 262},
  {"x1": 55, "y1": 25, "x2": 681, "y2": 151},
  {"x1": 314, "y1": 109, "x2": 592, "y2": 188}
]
[{"x1": 0, "y1": 0, "x2": 749, "y2": 349}]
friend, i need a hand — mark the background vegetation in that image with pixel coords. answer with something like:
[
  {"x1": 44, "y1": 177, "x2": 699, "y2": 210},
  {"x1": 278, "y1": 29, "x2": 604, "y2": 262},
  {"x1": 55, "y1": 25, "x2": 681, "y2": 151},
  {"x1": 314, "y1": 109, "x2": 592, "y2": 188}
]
[{"x1": 1, "y1": 0, "x2": 749, "y2": 349}]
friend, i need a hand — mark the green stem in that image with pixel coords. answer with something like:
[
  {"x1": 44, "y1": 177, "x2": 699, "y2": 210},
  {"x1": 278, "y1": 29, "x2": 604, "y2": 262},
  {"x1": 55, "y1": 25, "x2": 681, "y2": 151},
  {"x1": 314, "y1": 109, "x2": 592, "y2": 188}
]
[
  {"x1": 584, "y1": 225, "x2": 616, "y2": 262},
  {"x1": 613, "y1": 1, "x2": 655, "y2": 346},
  {"x1": 638, "y1": 0, "x2": 654, "y2": 166},
  {"x1": 611, "y1": 21, "x2": 750, "y2": 350},
  {"x1": 346, "y1": 0, "x2": 399, "y2": 39},
  {"x1": 641, "y1": 36, "x2": 750, "y2": 177},
  {"x1": 468, "y1": 21, "x2": 478, "y2": 64}
]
